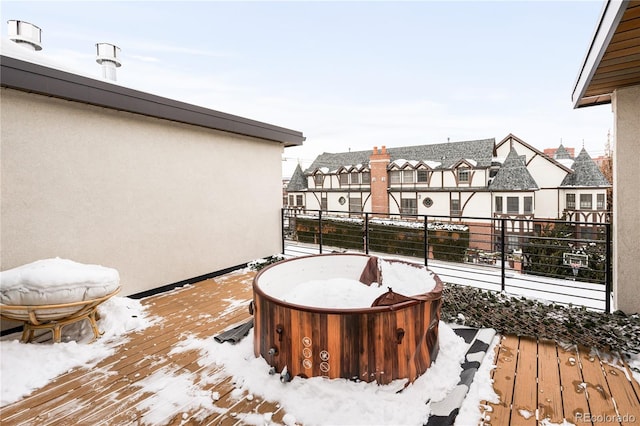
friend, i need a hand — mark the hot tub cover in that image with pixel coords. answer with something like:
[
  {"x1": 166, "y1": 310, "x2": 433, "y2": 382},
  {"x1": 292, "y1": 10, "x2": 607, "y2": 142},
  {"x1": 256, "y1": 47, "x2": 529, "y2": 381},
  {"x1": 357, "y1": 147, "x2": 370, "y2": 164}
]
[{"x1": 0, "y1": 258, "x2": 120, "y2": 306}]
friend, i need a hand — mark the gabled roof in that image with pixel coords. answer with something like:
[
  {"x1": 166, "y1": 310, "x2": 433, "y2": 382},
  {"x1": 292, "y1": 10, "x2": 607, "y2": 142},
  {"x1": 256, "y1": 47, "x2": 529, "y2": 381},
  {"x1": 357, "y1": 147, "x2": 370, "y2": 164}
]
[
  {"x1": 489, "y1": 147, "x2": 539, "y2": 191},
  {"x1": 496, "y1": 133, "x2": 574, "y2": 173},
  {"x1": 305, "y1": 138, "x2": 495, "y2": 173},
  {"x1": 560, "y1": 148, "x2": 611, "y2": 187},
  {"x1": 286, "y1": 164, "x2": 308, "y2": 192}
]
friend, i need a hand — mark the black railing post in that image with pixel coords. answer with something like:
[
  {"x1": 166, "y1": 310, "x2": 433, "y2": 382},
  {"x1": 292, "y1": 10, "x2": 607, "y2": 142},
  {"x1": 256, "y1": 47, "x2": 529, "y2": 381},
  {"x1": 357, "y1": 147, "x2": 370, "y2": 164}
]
[
  {"x1": 605, "y1": 222, "x2": 612, "y2": 313},
  {"x1": 423, "y1": 215, "x2": 429, "y2": 267},
  {"x1": 501, "y1": 217, "x2": 506, "y2": 292},
  {"x1": 318, "y1": 209, "x2": 323, "y2": 254},
  {"x1": 281, "y1": 208, "x2": 286, "y2": 255},
  {"x1": 364, "y1": 212, "x2": 370, "y2": 254}
]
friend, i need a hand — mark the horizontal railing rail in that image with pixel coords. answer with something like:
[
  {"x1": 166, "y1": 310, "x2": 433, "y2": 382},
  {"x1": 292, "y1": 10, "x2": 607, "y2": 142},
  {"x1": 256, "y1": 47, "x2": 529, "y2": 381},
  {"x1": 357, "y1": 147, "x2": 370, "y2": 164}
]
[{"x1": 281, "y1": 208, "x2": 612, "y2": 312}]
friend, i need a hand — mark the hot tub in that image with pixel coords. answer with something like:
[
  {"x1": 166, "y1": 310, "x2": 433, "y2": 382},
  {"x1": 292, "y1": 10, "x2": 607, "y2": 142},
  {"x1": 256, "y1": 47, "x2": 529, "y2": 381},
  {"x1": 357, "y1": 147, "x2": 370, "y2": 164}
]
[{"x1": 252, "y1": 253, "x2": 443, "y2": 385}]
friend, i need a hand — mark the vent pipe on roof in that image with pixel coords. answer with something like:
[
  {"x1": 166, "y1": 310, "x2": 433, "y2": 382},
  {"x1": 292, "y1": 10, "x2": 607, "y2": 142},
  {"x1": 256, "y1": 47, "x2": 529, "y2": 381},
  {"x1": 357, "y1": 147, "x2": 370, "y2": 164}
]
[
  {"x1": 95, "y1": 43, "x2": 121, "y2": 81},
  {"x1": 7, "y1": 20, "x2": 43, "y2": 51}
]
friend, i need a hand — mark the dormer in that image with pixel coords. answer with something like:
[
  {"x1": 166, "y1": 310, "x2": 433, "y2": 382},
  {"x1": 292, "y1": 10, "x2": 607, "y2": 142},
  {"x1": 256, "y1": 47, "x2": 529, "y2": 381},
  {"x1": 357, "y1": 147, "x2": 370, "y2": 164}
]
[{"x1": 451, "y1": 159, "x2": 477, "y2": 184}]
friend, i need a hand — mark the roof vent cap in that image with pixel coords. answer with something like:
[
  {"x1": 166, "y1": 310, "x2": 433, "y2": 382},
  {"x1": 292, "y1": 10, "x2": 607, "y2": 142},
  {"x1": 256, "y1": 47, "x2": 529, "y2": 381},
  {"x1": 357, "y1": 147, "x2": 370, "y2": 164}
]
[
  {"x1": 7, "y1": 20, "x2": 42, "y2": 51},
  {"x1": 95, "y1": 43, "x2": 121, "y2": 81}
]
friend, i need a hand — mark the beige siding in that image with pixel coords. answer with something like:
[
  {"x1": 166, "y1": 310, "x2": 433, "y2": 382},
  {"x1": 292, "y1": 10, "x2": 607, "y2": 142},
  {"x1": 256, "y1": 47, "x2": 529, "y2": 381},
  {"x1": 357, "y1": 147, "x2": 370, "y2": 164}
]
[
  {"x1": 1, "y1": 88, "x2": 282, "y2": 300},
  {"x1": 612, "y1": 85, "x2": 640, "y2": 313}
]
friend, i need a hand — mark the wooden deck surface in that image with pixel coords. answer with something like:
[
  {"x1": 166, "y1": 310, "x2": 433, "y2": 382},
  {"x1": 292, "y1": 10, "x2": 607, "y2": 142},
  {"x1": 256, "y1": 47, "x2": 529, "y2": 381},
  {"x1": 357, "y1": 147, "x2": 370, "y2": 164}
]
[
  {"x1": 485, "y1": 335, "x2": 640, "y2": 425},
  {"x1": 2, "y1": 269, "x2": 639, "y2": 425}
]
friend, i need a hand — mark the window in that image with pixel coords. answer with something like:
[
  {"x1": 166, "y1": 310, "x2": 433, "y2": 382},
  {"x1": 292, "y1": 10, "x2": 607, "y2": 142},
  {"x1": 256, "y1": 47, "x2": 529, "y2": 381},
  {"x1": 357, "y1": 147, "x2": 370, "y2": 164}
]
[
  {"x1": 597, "y1": 193, "x2": 605, "y2": 210},
  {"x1": 417, "y1": 170, "x2": 429, "y2": 183},
  {"x1": 506, "y1": 235, "x2": 520, "y2": 252},
  {"x1": 507, "y1": 197, "x2": 519, "y2": 214},
  {"x1": 390, "y1": 171, "x2": 401, "y2": 184},
  {"x1": 401, "y1": 198, "x2": 417, "y2": 215},
  {"x1": 296, "y1": 195, "x2": 303, "y2": 206},
  {"x1": 314, "y1": 174, "x2": 323, "y2": 187},
  {"x1": 321, "y1": 195, "x2": 327, "y2": 211},
  {"x1": 450, "y1": 199, "x2": 461, "y2": 216},
  {"x1": 402, "y1": 170, "x2": 414, "y2": 183},
  {"x1": 289, "y1": 195, "x2": 294, "y2": 206},
  {"x1": 350, "y1": 172, "x2": 360, "y2": 184},
  {"x1": 580, "y1": 194, "x2": 592, "y2": 209},
  {"x1": 338, "y1": 196, "x2": 346, "y2": 205},
  {"x1": 566, "y1": 193, "x2": 575, "y2": 209},
  {"x1": 349, "y1": 197, "x2": 362, "y2": 213},
  {"x1": 524, "y1": 196, "x2": 533, "y2": 214},
  {"x1": 495, "y1": 196, "x2": 503, "y2": 213},
  {"x1": 423, "y1": 197, "x2": 433, "y2": 208},
  {"x1": 361, "y1": 172, "x2": 371, "y2": 184},
  {"x1": 458, "y1": 168, "x2": 470, "y2": 183},
  {"x1": 339, "y1": 173, "x2": 348, "y2": 186}
]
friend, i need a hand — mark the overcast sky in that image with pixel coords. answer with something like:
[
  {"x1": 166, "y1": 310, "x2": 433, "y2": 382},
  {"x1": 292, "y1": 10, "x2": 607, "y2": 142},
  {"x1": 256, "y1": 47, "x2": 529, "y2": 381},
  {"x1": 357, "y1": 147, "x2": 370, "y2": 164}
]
[{"x1": 1, "y1": 1, "x2": 613, "y2": 177}]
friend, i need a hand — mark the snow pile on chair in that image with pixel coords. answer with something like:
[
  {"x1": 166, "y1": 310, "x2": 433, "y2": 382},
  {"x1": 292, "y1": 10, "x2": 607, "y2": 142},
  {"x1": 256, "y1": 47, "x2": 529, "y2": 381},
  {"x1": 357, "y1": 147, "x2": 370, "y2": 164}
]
[{"x1": 1, "y1": 258, "x2": 120, "y2": 306}]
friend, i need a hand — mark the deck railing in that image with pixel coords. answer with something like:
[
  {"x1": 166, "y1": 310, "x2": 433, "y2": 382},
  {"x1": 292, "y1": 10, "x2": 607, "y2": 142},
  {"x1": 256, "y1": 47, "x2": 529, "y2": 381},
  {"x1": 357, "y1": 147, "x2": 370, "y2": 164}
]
[{"x1": 281, "y1": 208, "x2": 612, "y2": 312}]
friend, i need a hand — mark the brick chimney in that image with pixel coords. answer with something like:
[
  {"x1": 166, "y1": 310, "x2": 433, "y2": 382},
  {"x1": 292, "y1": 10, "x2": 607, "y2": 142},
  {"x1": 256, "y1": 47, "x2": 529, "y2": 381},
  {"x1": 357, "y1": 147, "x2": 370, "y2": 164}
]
[{"x1": 369, "y1": 146, "x2": 390, "y2": 215}]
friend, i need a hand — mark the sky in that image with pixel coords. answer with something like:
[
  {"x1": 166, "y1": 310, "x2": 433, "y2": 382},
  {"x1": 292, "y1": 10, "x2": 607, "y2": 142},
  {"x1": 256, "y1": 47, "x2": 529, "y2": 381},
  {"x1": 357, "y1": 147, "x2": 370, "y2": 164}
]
[{"x1": 0, "y1": 1, "x2": 614, "y2": 177}]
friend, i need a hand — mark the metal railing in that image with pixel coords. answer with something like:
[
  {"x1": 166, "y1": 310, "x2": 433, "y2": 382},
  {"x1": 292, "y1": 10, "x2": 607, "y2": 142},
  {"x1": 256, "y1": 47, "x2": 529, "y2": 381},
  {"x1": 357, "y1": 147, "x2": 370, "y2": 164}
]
[{"x1": 281, "y1": 208, "x2": 612, "y2": 312}]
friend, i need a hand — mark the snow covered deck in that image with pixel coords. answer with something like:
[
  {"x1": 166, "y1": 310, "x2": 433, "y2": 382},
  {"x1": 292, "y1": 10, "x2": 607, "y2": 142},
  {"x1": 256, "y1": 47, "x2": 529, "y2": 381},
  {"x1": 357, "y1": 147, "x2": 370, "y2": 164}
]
[{"x1": 1, "y1": 269, "x2": 637, "y2": 425}]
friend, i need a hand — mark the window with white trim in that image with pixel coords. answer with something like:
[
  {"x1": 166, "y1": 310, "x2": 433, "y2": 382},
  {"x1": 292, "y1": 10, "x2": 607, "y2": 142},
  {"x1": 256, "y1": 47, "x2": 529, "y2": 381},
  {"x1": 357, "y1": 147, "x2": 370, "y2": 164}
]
[
  {"x1": 597, "y1": 193, "x2": 605, "y2": 210},
  {"x1": 580, "y1": 194, "x2": 592, "y2": 209},
  {"x1": 349, "y1": 197, "x2": 362, "y2": 212},
  {"x1": 566, "y1": 193, "x2": 575, "y2": 209},
  {"x1": 507, "y1": 197, "x2": 519, "y2": 214},
  {"x1": 524, "y1": 196, "x2": 533, "y2": 214},
  {"x1": 458, "y1": 168, "x2": 470, "y2": 183},
  {"x1": 417, "y1": 170, "x2": 429, "y2": 183}
]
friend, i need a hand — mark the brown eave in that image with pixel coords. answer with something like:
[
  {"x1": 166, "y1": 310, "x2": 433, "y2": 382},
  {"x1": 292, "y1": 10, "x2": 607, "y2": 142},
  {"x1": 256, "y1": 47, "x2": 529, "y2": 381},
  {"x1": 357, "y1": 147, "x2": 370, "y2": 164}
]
[{"x1": 573, "y1": 0, "x2": 640, "y2": 108}]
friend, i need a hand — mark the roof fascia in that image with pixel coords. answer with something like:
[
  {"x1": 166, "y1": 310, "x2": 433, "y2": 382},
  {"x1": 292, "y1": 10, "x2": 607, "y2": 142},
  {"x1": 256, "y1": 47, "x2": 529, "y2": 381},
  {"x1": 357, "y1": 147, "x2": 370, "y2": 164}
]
[
  {"x1": 497, "y1": 133, "x2": 573, "y2": 173},
  {"x1": 0, "y1": 55, "x2": 305, "y2": 146},
  {"x1": 572, "y1": 0, "x2": 630, "y2": 108}
]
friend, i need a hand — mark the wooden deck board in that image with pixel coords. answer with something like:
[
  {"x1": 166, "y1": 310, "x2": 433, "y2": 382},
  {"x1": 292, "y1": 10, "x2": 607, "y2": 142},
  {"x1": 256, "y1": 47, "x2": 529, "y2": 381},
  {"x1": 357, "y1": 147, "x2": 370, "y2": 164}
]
[
  {"x1": 557, "y1": 344, "x2": 591, "y2": 424},
  {"x1": 537, "y1": 339, "x2": 563, "y2": 423},
  {"x1": 3, "y1": 269, "x2": 638, "y2": 425},
  {"x1": 512, "y1": 336, "x2": 538, "y2": 424},
  {"x1": 486, "y1": 336, "x2": 640, "y2": 425}
]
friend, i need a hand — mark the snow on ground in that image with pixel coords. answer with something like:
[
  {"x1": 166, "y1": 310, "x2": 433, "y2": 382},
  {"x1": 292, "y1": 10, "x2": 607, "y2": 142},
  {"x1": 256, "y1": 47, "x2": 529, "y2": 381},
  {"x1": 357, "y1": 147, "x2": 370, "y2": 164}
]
[
  {"x1": 0, "y1": 296, "x2": 154, "y2": 406},
  {"x1": 3, "y1": 265, "x2": 637, "y2": 424},
  {"x1": 0, "y1": 290, "x2": 497, "y2": 425},
  {"x1": 170, "y1": 321, "x2": 471, "y2": 425}
]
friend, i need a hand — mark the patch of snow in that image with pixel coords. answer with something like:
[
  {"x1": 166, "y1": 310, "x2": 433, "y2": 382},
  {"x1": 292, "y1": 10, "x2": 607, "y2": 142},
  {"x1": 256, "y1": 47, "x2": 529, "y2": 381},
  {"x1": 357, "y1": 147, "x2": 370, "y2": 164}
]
[
  {"x1": 169, "y1": 321, "x2": 469, "y2": 425},
  {"x1": 0, "y1": 296, "x2": 153, "y2": 406}
]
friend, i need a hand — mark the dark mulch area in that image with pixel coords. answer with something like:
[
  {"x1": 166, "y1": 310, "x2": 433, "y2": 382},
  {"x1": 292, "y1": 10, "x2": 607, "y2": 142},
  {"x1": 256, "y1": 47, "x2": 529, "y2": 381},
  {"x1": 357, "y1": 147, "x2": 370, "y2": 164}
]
[{"x1": 441, "y1": 283, "x2": 640, "y2": 356}]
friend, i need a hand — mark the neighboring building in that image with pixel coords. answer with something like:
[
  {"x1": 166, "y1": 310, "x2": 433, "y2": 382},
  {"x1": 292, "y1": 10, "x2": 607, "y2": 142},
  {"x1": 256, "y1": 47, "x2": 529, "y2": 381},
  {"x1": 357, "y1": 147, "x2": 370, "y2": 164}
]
[
  {"x1": 544, "y1": 146, "x2": 576, "y2": 160},
  {"x1": 0, "y1": 31, "x2": 304, "y2": 327},
  {"x1": 286, "y1": 134, "x2": 610, "y2": 251},
  {"x1": 572, "y1": 0, "x2": 640, "y2": 314}
]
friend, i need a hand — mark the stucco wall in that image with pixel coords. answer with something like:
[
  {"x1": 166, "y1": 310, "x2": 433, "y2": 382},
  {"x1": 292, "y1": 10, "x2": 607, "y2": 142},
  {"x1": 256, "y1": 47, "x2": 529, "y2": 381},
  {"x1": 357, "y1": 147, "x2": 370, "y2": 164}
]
[
  {"x1": 612, "y1": 85, "x2": 640, "y2": 314},
  {"x1": 1, "y1": 88, "x2": 283, "y2": 300}
]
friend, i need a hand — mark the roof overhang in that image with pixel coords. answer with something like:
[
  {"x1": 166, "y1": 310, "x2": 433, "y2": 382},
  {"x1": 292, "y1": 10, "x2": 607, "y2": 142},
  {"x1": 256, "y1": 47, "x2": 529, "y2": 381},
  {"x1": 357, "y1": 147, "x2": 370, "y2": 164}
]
[
  {"x1": 572, "y1": 0, "x2": 640, "y2": 108},
  {"x1": 0, "y1": 55, "x2": 305, "y2": 147}
]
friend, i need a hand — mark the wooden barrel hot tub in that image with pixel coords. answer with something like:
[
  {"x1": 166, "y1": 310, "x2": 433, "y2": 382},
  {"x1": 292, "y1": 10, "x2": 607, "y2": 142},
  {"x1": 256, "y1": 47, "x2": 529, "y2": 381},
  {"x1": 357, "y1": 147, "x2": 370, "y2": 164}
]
[{"x1": 252, "y1": 253, "x2": 443, "y2": 385}]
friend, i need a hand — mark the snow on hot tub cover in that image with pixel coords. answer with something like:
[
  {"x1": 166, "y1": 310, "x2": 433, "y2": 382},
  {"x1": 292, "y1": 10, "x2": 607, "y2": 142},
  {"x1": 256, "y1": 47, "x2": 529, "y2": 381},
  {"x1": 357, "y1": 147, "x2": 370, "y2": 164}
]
[{"x1": 0, "y1": 258, "x2": 120, "y2": 306}]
